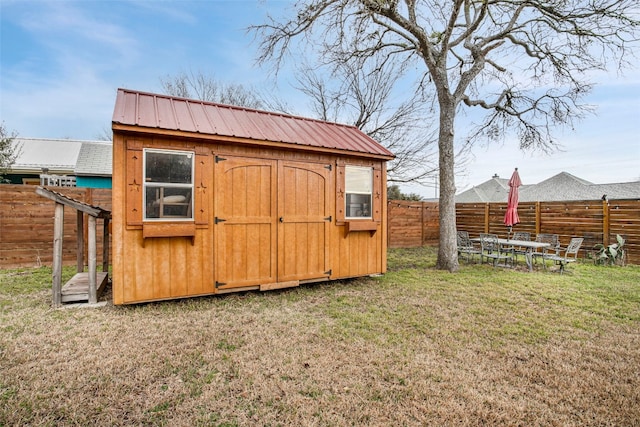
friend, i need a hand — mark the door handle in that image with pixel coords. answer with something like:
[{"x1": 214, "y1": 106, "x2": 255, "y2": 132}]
[{"x1": 279, "y1": 216, "x2": 284, "y2": 223}]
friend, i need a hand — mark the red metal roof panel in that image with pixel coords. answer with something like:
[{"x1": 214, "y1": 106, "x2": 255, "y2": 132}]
[
  {"x1": 186, "y1": 101, "x2": 216, "y2": 134},
  {"x1": 171, "y1": 98, "x2": 197, "y2": 132},
  {"x1": 112, "y1": 88, "x2": 394, "y2": 158}
]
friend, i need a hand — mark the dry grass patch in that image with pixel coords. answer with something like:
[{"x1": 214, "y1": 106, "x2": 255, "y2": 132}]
[{"x1": 1, "y1": 248, "x2": 639, "y2": 426}]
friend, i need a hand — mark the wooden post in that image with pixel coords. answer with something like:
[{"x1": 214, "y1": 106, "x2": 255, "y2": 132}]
[
  {"x1": 102, "y1": 217, "x2": 110, "y2": 272},
  {"x1": 484, "y1": 203, "x2": 490, "y2": 233},
  {"x1": 88, "y1": 215, "x2": 97, "y2": 304},
  {"x1": 535, "y1": 201, "x2": 541, "y2": 236},
  {"x1": 603, "y1": 199, "x2": 610, "y2": 246},
  {"x1": 52, "y1": 202, "x2": 64, "y2": 308},
  {"x1": 76, "y1": 211, "x2": 84, "y2": 273},
  {"x1": 420, "y1": 201, "x2": 425, "y2": 246}
]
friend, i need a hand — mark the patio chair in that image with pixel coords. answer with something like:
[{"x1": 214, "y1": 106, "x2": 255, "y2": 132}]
[
  {"x1": 457, "y1": 230, "x2": 481, "y2": 263},
  {"x1": 544, "y1": 237, "x2": 584, "y2": 274},
  {"x1": 531, "y1": 233, "x2": 560, "y2": 270},
  {"x1": 507, "y1": 231, "x2": 531, "y2": 266},
  {"x1": 479, "y1": 233, "x2": 513, "y2": 267}
]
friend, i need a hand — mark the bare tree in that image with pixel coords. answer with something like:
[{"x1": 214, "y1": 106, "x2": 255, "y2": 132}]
[
  {"x1": 0, "y1": 122, "x2": 19, "y2": 182},
  {"x1": 296, "y1": 57, "x2": 441, "y2": 185},
  {"x1": 95, "y1": 126, "x2": 113, "y2": 142},
  {"x1": 251, "y1": 0, "x2": 639, "y2": 271},
  {"x1": 160, "y1": 70, "x2": 266, "y2": 109},
  {"x1": 160, "y1": 70, "x2": 294, "y2": 114}
]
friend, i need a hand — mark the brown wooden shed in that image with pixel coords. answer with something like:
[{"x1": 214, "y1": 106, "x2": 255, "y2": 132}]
[{"x1": 111, "y1": 88, "x2": 394, "y2": 304}]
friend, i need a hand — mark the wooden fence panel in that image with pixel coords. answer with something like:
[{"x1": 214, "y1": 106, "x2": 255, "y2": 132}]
[
  {"x1": 1, "y1": 187, "x2": 637, "y2": 267},
  {"x1": 387, "y1": 200, "x2": 439, "y2": 248},
  {"x1": 422, "y1": 203, "x2": 439, "y2": 245},
  {"x1": 388, "y1": 201, "x2": 423, "y2": 248},
  {"x1": 608, "y1": 200, "x2": 640, "y2": 265},
  {"x1": 392, "y1": 198, "x2": 638, "y2": 265},
  {"x1": 537, "y1": 200, "x2": 605, "y2": 247},
  {"x1": 0, "y1": 185, "x2": 112, "y2": 268},
  {"x1": 455, "y1": 203, "x2": 485, "y2": 237}
]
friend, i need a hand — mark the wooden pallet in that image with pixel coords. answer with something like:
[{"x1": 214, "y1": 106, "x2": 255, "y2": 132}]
[{"x1": 61, "y1": 272, "x2": 109, "y2": 303}]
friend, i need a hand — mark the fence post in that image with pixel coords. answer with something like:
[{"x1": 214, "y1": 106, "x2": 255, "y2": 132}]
[
  {"x1": 535, "y1": 201, "x2": 541, "y2": 235},
  {"x1": 484, "y1": 203, "x2": 490, "y2": 233},
  {"x1": 420, "y1": 201, "x2": 425, "y2": 246},
  {"x1": 603, "y1": 199, "x2": 610, "y2": 246}
]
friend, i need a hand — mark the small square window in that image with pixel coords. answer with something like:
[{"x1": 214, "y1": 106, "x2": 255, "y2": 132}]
[
  {"x1": 143, "y1": 149, "x2": 194, "y2": 221},
  {"x1": 345, "y1": 166, "x2": 372, "y2": 219}
]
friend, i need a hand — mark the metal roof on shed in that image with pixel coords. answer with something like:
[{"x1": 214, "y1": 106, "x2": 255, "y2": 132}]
[{"x1": 112, "y1": 88, "x2": 394, "y2": 159}]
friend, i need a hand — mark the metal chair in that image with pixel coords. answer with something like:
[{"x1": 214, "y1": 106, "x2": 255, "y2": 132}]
[
  {"x1": 532, "y1": 233, "x2": 560, "y2": 269},
  {"x1": 479, "y1": 233, "x2": 513, "y2": 267},
  {"x1": 501, "y1": 231, "x2": 531, "y2": 266},
  {"x1": 457, "y1": 230, "x2": 481, "y2": 263},
  {"x1": 544, "y1": 237, "x2": 584, "y2": 274}
]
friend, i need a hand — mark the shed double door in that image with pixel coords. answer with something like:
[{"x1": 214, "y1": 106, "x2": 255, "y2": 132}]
[{"x1": 214, "y1": 156, "x2": 331, "y2": 289}]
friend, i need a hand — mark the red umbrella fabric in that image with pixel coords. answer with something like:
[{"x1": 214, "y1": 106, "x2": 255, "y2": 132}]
[{"x1": 504, "y1": 168, "x2": 522, "y2": 229}]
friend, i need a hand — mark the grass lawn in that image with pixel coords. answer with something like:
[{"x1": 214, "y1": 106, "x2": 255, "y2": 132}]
[{"x1": 1, "y1": 247, "x2": 639, "y2": 426}]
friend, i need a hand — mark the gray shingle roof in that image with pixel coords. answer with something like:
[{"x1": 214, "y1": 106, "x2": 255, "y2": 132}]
[
  {"x1": 456, "y1": 176, "x2": 522, "y2": 203},
  {"x1": 456, "y1": 171, "x2": 640, "y2": 202},
  {"x1": 74, "y1": 142, "x2": 112, "y2": 177}
]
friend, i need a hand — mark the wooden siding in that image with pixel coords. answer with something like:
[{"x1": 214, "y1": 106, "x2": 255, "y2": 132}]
[{"x1": 0, "y1": 185, "x2": 112, "y2": 268}]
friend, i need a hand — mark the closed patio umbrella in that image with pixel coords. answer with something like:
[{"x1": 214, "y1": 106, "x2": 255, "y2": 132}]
[{"x1": 504, "y1": 168, "x2": 521, "y2": 238}]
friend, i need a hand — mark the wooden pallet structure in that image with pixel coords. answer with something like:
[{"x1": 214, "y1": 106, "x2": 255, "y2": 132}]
[{"x1": 36, "y1": 187, "x2": 111, "y2": 306}]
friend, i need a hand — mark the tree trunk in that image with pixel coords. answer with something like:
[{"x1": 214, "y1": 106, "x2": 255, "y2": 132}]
[{"x1": 436, "y1": 97, "x2": 459, "y2": 272}]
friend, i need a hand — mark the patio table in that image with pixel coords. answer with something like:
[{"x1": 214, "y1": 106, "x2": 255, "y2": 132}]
[{"x1": 471, "y1": 238, "x2": 550, "y2": 271}]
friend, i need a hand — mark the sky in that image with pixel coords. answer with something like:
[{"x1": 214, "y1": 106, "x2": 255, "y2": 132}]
[{"x1": 1, "y1": 0, "x2": 639, "y2": 198}]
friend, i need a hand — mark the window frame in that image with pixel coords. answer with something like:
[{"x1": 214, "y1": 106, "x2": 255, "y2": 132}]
[
  {"x1": 344, "y1": 165, "x2": 373, "y2": 220},
  {"x1": 142, "y1": 148, "x2": 195, "y2": 222}
]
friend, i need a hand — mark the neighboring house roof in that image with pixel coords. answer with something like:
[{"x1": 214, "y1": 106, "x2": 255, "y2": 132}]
[
  {"x1": 75, "y1": 142, "x2": 112, "y2": 177},
  {"x1": 9, "y1": 137, "x2": 112, "y2": 176},
  {"x1": 455, "y1": 176, "x2": 519, "y2": 203},
  {"x1": 112, "y1": 88, "x2": 395, "y2": 160},
  {"x1": 11, "y1": 137, "x2": 83, "y2": 174},
  {"x1": 520, "y1": 172, "x2": 595, "y2": 202},
  {"x1": 456, "y1": 171, "x2": 640, "y2": 202}
]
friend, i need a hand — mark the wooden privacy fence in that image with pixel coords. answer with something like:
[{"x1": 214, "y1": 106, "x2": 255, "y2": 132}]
[
  {"x1": 1, "y1": 186, "x2": 638, "y2": 267},
  {"x1": 387, "y1": 200, "x2": 440, "y2": 248},
  {"x1": 0, "y1": 185, "x2": 112, "y2": 268},
  {"x1": 388, "y1": 198, "x2": 639, "y2": 265}
]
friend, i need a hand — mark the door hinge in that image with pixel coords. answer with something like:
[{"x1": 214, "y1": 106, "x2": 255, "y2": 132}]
[
  {"x1": 324, "y1": 216, "x2": 332, "y2": 222},
  {"x1": 325, "y1": 164, "x2": 332, "y2": 171},
  {"x1": 215, "y1": 217, "x2": 227, "y2": 224},
  {"x1": 215, "y1": 281, "x2": 227, "y2": 288},
  {"x1": 324, "y1": 269, "x2": 332, "y2": 276},
  {"x1": 215, "y1": 156, "x2": 227, "y2": 163}
]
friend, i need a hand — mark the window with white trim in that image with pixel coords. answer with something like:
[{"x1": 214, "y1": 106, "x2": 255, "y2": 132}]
[
  {"x1": 143, "y1": 149, "x2": 194, "y2": 220},
  {"x1": 345, "y1": 165, "x2": 372, "y2": 219}
]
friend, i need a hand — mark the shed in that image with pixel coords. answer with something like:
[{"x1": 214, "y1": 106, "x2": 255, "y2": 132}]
[{"x1": 111, "y1": 88, "x2": 394, "y2": 304}]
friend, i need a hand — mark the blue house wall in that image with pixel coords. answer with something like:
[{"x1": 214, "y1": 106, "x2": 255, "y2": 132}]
[{"x1": 76, "y1": 176, "x2": 112, "y2": 189}]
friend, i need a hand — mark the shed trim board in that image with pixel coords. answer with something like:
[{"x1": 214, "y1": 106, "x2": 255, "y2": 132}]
[{"x1": 112, "y1": 89, "x2": 392, "y2": 304}]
